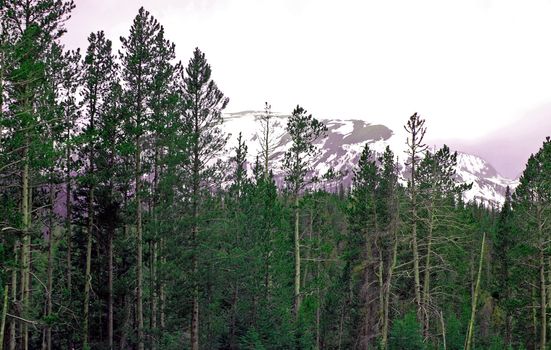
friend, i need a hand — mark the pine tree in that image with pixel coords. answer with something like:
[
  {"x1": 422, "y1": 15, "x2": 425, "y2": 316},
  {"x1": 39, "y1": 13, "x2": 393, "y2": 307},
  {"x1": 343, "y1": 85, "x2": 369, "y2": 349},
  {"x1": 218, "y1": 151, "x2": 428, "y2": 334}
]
[
  {"x1": 416, "y1": 145, "x2": 470, "y2": 339},
  {"x1": 404, "y1": 113, "x2": 427, "y2": 318},
  {"x1": 347, "y1": 143, "x2": 381, "y2": 348},
  {"x1": 1, "y1": 2, "x2": 75, "y2": 348},
  {"x1": 493, "y1": 186, "x2": 514, "y2": 346},
  {"x1": 283, "y1": 105, "x2": 327, "y2": 319},
  {"x1": 181, "y1": 47, "x2": 229, "y2": 350},
  {"x1": 39, "y1": 39, "x2": 80, "y2": 350},
  {"x1": 78, "y1": 30, "x2": 118, "y2": 349},
  {"x1": 119, "y1": 8, "x2": 167, "y2": 348},
  {"x1": 377, "y1": 146, "x2": 402, "y2": 350},
  {"x1": 512, "y1": 137, "x2": 551, "y2": 350},
  {"x1": 257, "y1": 101, "x2": 278, "y2": 180},
  {"x1": 6, "y1": 24, "x2": 47, "y2": 350}
]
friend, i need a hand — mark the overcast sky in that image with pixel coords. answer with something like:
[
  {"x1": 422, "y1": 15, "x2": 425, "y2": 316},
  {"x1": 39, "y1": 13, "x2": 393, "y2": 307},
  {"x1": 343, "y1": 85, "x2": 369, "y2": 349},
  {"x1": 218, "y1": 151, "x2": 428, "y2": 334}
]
[{"x1": 62, "y1": 0, "x2": 551, "y2": 178}]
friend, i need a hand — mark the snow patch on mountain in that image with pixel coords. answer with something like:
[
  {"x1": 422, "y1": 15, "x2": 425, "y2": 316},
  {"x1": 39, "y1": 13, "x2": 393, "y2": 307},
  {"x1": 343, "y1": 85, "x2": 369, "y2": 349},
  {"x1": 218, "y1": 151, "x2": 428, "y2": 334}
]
[{"x1": 222, "y1": 111, "x2": 518, "y2": 206}]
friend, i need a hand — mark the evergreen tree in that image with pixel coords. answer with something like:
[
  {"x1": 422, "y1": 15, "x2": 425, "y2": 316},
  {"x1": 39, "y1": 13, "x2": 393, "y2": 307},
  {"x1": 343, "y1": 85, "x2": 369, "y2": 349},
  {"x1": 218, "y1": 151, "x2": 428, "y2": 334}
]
[
  {"x1": 0, "y1": 4, "x2": 549, "y2": 349},
  {"x1": 347, "y1": 143, "x2": 380, "y2": 348},
  {"x1": 493, "y1": 186, "x2": 514, "y2": 347},
  {"x1": 404, "y1": 112, "x2": 427, "y2": 319},
  {"x1": 119, "y1": 8, "x2": 173, "y2": 348},
  {"x1": 283, "y1": 105, "x2": 327, "y2": 321},
  {"x1": 181, "y1": 47, "x2": 229, "y2": 350},
  {"x1": 78, "y1": 30, "x2": 118, "y2": 349},
  {"x1": 512, "y1": 137, "x2": 551, "y2": 350}
]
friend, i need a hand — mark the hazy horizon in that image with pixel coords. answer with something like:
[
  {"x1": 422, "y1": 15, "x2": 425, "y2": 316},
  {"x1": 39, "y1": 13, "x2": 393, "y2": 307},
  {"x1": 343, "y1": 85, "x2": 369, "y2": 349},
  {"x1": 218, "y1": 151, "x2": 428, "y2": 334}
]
[{"x1": 63, "y1": 0, "x2": 551, "y2": 179}]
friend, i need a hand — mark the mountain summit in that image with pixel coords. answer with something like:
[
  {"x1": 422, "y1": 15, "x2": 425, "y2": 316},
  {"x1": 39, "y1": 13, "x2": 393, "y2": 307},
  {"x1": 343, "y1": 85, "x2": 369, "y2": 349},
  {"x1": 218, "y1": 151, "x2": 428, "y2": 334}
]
[{"x1": 223, "y1": 110, "x2": 518, "y2": 206}]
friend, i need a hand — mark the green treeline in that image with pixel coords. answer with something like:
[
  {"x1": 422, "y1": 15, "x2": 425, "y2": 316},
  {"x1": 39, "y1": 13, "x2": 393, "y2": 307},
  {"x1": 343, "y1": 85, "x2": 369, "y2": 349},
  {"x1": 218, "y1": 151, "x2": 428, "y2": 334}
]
[{"x1": 1, "y1": 2, "x2": 551, "y2": 350}]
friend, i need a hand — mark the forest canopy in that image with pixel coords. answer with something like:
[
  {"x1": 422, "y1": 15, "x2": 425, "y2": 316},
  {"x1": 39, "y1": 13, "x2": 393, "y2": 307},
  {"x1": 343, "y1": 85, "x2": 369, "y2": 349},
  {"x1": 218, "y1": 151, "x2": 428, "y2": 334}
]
[{"x1": 0, "y1": 2, "x2": 550, "y2": 350}]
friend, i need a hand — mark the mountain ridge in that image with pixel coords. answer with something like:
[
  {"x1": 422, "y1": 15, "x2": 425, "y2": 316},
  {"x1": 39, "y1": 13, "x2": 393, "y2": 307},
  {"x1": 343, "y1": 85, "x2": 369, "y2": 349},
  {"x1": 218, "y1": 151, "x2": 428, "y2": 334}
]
[{"x1": 222, "y1": 110, "x2": 518, "y2": 207}]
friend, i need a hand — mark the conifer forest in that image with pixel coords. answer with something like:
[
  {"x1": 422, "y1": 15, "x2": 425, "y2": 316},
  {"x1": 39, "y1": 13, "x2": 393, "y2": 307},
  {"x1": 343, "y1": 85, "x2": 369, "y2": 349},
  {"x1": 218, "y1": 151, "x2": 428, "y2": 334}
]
[{"x1": 1, "y1": 1, "x2": 551, "y2": 349}]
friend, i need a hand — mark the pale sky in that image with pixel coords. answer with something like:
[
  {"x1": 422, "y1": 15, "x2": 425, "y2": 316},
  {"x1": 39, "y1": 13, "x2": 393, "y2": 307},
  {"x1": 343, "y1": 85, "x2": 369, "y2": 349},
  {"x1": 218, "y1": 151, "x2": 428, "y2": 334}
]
[{"x1": 62, "y1": 0, "x2": 551, "y2": 178}]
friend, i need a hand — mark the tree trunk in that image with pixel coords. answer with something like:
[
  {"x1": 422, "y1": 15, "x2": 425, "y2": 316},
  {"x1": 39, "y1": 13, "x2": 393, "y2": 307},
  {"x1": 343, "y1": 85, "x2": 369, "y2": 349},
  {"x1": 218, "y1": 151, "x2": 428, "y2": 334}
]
[
  {"x1": 337, "y1": 300, "x2": 346, "y2": 350},
  {"x1": 465, "y1": 232, "x2": 486, "y2": 350},
  {"x1": 422, "y1": 200, "x2": 435, "y2": 339},
  {"x1": 191, "y1": 253, "x2": 199, "y2": 350},
  {"x1": 315, "y1": 207, "x2": 321, "y2": 350},
  {"x1": 540, "y1": 246, "x2": 547, "y2": 350},
  {"x1": 539, "y1": 206, "x2": 547, "y2": 350},
  {"x1": 406, "y1": 118, "x2": 423, "y2": 318},
  {"x1": 381, "y1": 229, "x2": 398, "y2": 350},
  {"x1": 302, "y1": 209, "x2": 312, "y2": 290},
  {"x1": 439, "y1": 310, "x2": 446, "y2": 350},
  {"x1": 191, "y1": 192, "x2": 200, "y2": 350},
  {"x1": 229, "y1": 283, "x2": 239, "y2": 350},
  {"x1": 45, "y1": 187, "x2": 54, "y2": 350},
  {"x1": 160, "y1": 237, "x2": 166, "y2": 331},
  {"x1": 150, "y1": 151, "x2": 159, "y2": 350},
  {"x1": 120, "y1": 292, "x2": 131, "y2": 350},
  {"x1": 294, "y1": 195, "x2": 301, "y2": 317},
  {"x1": 532, "y1": 284, "x2": 538, "y2": 350},
  {"x1": 362, "y1": 233, "x2": 377, "y2": 349},
  {"x1": 108, "y1": 230, "x2": 114, "y2": 350},
  {"x1": 0, "y1": 280, "x2": 8, "y2": 350},
  {"x1": 9, "y1": 242, "x2": 18, "y2": 350},
  {"x1": 411, "y1": 200, "x2": 421, "y2": 315},
  {"x1": 150, "y1": 240, "x2": 158, "y2": 350},
  {"x1": 21, "y1": 146, "x2": 30, "y2": 350},
  {"x1": 66, "y1": 147, "x2": 72, "y2": 293},
  {"x1": 83, "y1": 184, "x2": 94, "y2": 349},
  {"x1": 119, "y1": 221, "x2": 131, "y2": 350},
  {"x1": 135, "y1": 134, "x2": 144, "y2": 350}
]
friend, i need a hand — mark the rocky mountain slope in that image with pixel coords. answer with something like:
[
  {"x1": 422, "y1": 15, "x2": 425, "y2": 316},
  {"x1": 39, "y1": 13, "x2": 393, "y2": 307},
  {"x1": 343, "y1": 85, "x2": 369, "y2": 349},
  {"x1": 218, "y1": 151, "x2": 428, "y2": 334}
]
[{"x1": 222, "y1": 111, "x2": 518, "y2": 207}]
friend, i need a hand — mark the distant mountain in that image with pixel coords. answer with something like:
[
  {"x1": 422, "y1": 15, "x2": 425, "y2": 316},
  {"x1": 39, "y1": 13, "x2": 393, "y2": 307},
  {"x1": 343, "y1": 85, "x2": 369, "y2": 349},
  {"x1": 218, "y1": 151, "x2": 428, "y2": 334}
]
[{"x1": 222, "y1": 111, "x2": 519, "y2": 207}]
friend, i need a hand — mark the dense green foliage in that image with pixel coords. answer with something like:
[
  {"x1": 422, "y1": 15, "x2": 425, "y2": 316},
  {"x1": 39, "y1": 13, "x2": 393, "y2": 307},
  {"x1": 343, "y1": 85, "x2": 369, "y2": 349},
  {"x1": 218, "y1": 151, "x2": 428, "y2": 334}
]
[{"x1": 1, "y1": 2, "x2": 551, "y2": 350}]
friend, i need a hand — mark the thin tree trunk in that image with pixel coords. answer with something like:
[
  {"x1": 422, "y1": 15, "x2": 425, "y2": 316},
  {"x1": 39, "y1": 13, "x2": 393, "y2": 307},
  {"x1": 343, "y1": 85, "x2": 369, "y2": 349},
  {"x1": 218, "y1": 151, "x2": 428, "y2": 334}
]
[
  {"x1": 66, "y1": 147, "x2": 72, "y2": 293},
  {"x1": 160, "y1": 237, "x2": 166, "y2": 331},
  {"x1": 465, "y1": 232, "x2": 486, "y2": 350},
  {"x1": 378, "y1": 245, "x2": 384, "y2": 332},
  {"x1": 363, "y1": 232, "x2": 377, "y2": 349},
  {"x1": 83, "y1": 184, "x2": 94, "y2": 349},
  {"x1": 294, "y1": 195, "x2": 301, "y2": 317},
  {"x1": 337, "y1": 301, "x2": 346, "y2": 350},
  {"x1": 411, "y1": 201, "x2": 421, "y2": 314},
  {"x1": 119, "y1": 219, "x2": 131, "y2": 349},
  {"x1": 150, "y1": 240, "x2": 158, "y2": 350},
  {"x1": 302, "y1": 209, "x2": 312, "y2": 290},
  {"x1": 381, "y1": 229, "x2": 398, "y2": 350},
  {"x1": 191, "y1": 202, "x2": 199, "y2": 350},
  {"x1": 150, "y1": 152, "x2": 159, "y2": 350},
  {"x1": 9, "y1": 239, "x2": 18, "y2": 350},
  {"x1": 229, "y1": 284, "x2": 239, "y2": 350},
  {"x1": 315, "y1": 207, "x2": 321, "y2": 350},
  {"x1": 540, "y1": 246, "x2": 547, "y2": 350},
  {"x1": 263, "y1": 105, "x2": 270, "y2": 181},
  {"x1": 0, "y1": 280, "x2": 8, "y2": 350},
  {"x1": 108, "y1": 230, "x2": 114, "y2": 350},
  {"x1": 44, "y1": 186, "x2": 54, "y2": 350},
  {"x1": 120, "y1": 291, "x2": 131, "y2": 350},
  {"x1": 439, "y1": 310, "x2": 446, "y2": 350},
  {"x1": 135, "y1": 135, "x2": 144, "y2": 350},
  {"x1": 406, "y1": 117, "x2": 423, "y2": 318},
  {"x1": 532, "y1": 284, "x2": 538, "y2": 350},
  {"x1": 191, "y1": 254, "x2": 199, "y2": 350},
  {"x1": 422, "y1": 200, "x2": 435, "y2": 339},
  {"x1": 539, "y1": 207, "x2": 547, "y2": 350},
  {"x1": 21, "y1": 145, "x2": 30, "y2": 350}
]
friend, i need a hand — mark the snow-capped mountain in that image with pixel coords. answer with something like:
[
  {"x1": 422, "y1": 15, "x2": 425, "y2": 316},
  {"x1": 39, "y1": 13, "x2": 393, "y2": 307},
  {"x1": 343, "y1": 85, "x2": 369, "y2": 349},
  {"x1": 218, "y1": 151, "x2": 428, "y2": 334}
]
[{"x1": 222, "y1": 111, "x2": 518, "y2": 207}]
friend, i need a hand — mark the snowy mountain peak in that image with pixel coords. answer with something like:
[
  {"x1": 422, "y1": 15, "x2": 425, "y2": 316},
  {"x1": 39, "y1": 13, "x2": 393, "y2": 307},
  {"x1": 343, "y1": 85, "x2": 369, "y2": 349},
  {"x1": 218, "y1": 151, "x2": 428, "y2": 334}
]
[{"x1": 222, "y1": 111, "x2": 517, "y2": 207}]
